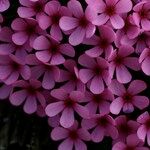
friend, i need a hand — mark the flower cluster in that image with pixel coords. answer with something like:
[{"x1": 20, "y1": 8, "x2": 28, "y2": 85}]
[{"x1": 1, "y1": 0, "x2": 150, "y2": 149}]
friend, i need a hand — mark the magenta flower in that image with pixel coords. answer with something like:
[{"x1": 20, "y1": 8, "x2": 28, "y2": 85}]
[
  {"x1": 83, "y1": 25, "x2": 115, "y2": 59},
  {"x1": 33, "y1": 35, "x2": 75, "y2": 65},
  {"x1": 108, "y1": 45, "x2": 140, "y2": 83},
  {"x1": 133, "y1": 1, "x2": 150, "y2": 31},
  {"x1": 115, "y1": 15, "x2": 140, "y2": 47},
  {"x1": 79, "y1": 54, "x2": 111, "y2": 94},
  {"x1": 45, "y1": 89, "x2": 89, "y2": 128},
  {"x1": 85, "y1": 89, "x2": 114, "y2": 115},
  {"x1": 109, "y1": 80, "x2": 149, "y2": 114},
  {"x1": 51, "y1": 122, "x2": 91, "y2": 150},
  {"x1": 10, "y1": 79, "x2": 46, "y2": 114},
  {"x1": 139, "y1": 48, "x2": 150, "y2": 76},
  {"x1": 0, "y1": 27, "x2": 31, "y2": 60},
  {"x1": 0, "y1": 0, "x2": 10, "y2": 12},
  {"x1": 26, "y1": 54, "x2": 60, "y2": 89},
  {"x1": 114, "y1": 115, "x2": 140, "y2": 143},
  {"x1": 57, "y1": 59, "x2": 85, "y2": 92},
  {"x1": 0, "y1": 54, "x2": 31, "y2": 85},
  {"x1": 38, "y1": 0, "x2": 71, "y2": 41},
  {"x1": 82, "y1": 114, "x2": 118, "y2": 142},
  {"x1": 18, "y1": 0, "x2": 47, "y2": 19},
  {"x1": 59, "y1": 0, "x2": 96, "y2": 45},
  {"x1": 112, "y1": 134, "x2": 148, "y2": 150},
  {"x1": 11, "y1": 18, "x2": 44, "y2": 46},
  {"x1": 9, "y1": 79, "x2": 45, "y2": 114},
  {"x1": 119, "y1": 30, "x2": 150, "y2": 54},
  {"x1": 87, "y1": 0, "x2": 132, "y2": 29},
  {"x1": 137, "y1": 111, "x2": 150, "y2": 146}
]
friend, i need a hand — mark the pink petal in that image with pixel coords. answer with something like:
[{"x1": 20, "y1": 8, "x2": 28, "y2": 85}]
[
  {"x1": 60, "y1": 108, "x2": 74, "y2": 128},
  {"x1": 137, "y1": 125, "x2": 147, "y2": 142},
  {"x1": 50, "y1": 25, "x2": 62, "y2": 41},
  {"x1": 123, "y1": 57, "x2": 140, "y2": 71},
  {"x1": 141, "y1": 19, "x2": 150, "y2": 31},
  {"x1": 86, "y1": 24, "x2": 96, "y2": 38},
  {"x1": 45, "y1": 102, "x2": 64, "y2": 117},
  {"x1": 127, "y1": 80, "x2": 147, "y2": 95},
  {"x1": 59, "y1": 16, "x2": 78, "y2": 31},
  {"x1": 33, "y1": 35, "x2": 50, "y2": 50},
  {"x1": 85, "y1": 46, "x2": 102, "y2": 58},
  {"x1": 23, "y1": 96, "x2": 37, "y2": 114},
  {"x1": 108, "y1": 79, "x2": 126, "y2": 96},
  {"x1": 69, "y1": 27, "x2": 85, "y2": 46},
  {"x1": 10, "y1": 90, "x2": 27, "y2": 106},
  {"x1": 69, "y1": 91, "x2": 84, "y2": 102},
  {"x1": 12, "y1": 32, "x2": 28, "y2": 45},
  {"x1": 58, "y1": 139, "x2": 73, "y2": 150},
  {"x1": 51, "y1": 127, "x2": 68, "y2": 141},
  {"x1": 112, "y1": 142, "x2": 126, "y2": 150},
  {"x1": 110, "y1": 97, "x2": 124, "y2": 115},
  {"x1": 110, "y1": 15, "x2": 124, "y2": 29},
  {"x1": 51, "y1": 89, "x2": 68, "y2": 100},
  {"x1": 92, "y1": 14, "x2": 109, "y2": 26},
  {"x1": 147, "y1": 129, "x2": 150, "y2": 146},
  {"x1": 141, "y1": 58, "x2": 150, "y2": 75},
  {"x1": 68, "y1": 0, "x2": 83, "y2": 18},
  {"x1": 74, "y1": 139, "x2": 87, "y2": 150},
  {"x1": 0, "y1": 0, "x2": 10, "y2": 12},
  {"x1": 59, "y1": 44, "x2": 75, "y2": 57},
  {"x1": 0, "y1": 84, "x2": 12, "y2": 99},
  {"x1": 90, "y1": 76, "x2": 104, "y2": 94},
  {"x1": 18, "y1": 7, "x2": 35, "y2": 18},
  {"x1": 20, "y1": 65, "x2": 31, "y2": 80},
  {"x1": 132, "y1": 96, "x2": 149, "y2": 110},
  {"x1": 116, "y1": 65, "x2": 132, "y2": 83},
  {"x1": 116, "y1": 0, "x2": 132, "y2": 13},
  {"x1": 36, "y1": 51, "x2": 51, "y2": 63},
  {"x1": 0, "y1": 66, "x2": 11, "y2": 80},
  {"x1": 123, "y1": 103, "x2": 134, "y2": 113},
  {"x1": 74, "y1": 104, "x2": 90, "y2": 119},
  {"x1": 91, "y1": 126, "x2": 104, "y2": 142},
  {"x1": 79, "y1": 69, "x2": 94, "y2": 83},
  {"x1": 50, "y1": 54, "x2": 65, "y2": 65},
  {"x1": 11, "y1": 18, "x2": 27, "y2": 30}
]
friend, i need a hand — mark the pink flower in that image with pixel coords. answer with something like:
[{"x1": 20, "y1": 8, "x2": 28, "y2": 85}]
[
  {"x1": 59, "y1": 0, "x2": 96, "y2": 45},
  {"x1": 57, "y1": 59, "x2": 85, "y2": 92},
  {"x1": 82, "y1": 114, "x2": 118, "y2": 142},
  {"x1": 83, "y1": 25, "x2": 115, "y2": 59},
  {"x1": 119, "y1": 30, "x2": 150, "y2": 54},
  {"x1": 11, "y1": 18, "x2": 44, "y2": 46},
  {"x1": 114, "y1": 115, "x2": 140, "y2": 143},
  {"x1": 38, "y1": 0, "x2": 71, "y2": 41},
  {"x1": 109, "y1": 79, "x2": 149, "y2": 114},
  {"x1": 18, "y1": 0, "x2": 47, "y2": 19},
  {"x1": 9, "y1": 79, "x2": 46, "y2": 114},
  {"x1": 112, "y1": 134, "x2": 148, "y2": 150},
  {"x1": 79, "y1": 54, "x2": 111, "y2": 94},
  {"x1": 0, "y1": 54, "x2": 31, "y2": 85},
  {"x1": 26, "y1": 54, "x2": 60, "y2": 89},
  {"x1": 33, "y1": 35, "x2": 75, "y2": 65},
  {"x1": 85, "y1": 89, "x2": 114, "y2": 115},
  {"x1": 87, "y1": 0, "x2": 132, "y2": 29},
  {"x1": 137, "y1": 111, "x2": 150, "y2": 146},
  {"x1": 51, "y1": 122, "x2": 91, "y2": 150},
  {"x1": 108, "y1": 45, "x2": 140, "y2": 83},
  {"x1": 133, "y1": 1, "x2": 150, "y2": 31},
  {"x1": 0, "y1": 0, "x2": 10, "y2": 12},
  {"x1": 0, "y1": 27, "x2": 31, "y2": 60},
  {"x1": 139, "y1": 48, "x2": 150, "y2": 76},
  {"x1": 115, "y1": 15, "x2": 140, "y2": 47},
  {"x1": 45, "y1": 89, "x2": 89, "y2": 128}
]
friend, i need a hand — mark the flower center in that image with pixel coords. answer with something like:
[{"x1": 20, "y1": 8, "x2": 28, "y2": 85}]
[
  {"x1": 26, "y1": 25, "x2": 35, "y2": 35},
  {"x1": 97, "y1": 117, "x2": 108, "y2": 127},
  {"x1": 69, "y1": 130, "x2": 78, "y2": 140},
  {"x1": 99, "y1": 39, "x2": 109, "y2": 49},
  {"x1": 145, "y1": 119, "x2": 150, "y2": 129},
  {"x1": 50, "y1": 44, "x2": 59, "y2": 54},
  {"x1": 125, "y1": 146, "x2": 135, "y2": 150},
  {"x1": 93, "y1": 66, "x2": 103, "y2": 75},
  {"x1": 64, "y1": 99, "x2": 75, "y2": 108},
  {"x1": 51, "y1": 14, "x2": 61, "y2": 24},
  {"x1": 79, "y1": 17, "x2": 89, "y2": 28},
  {"x1": 123, "y1": 93, "x2": 133, "y2": 102},
  {"x1": 11, "y1": 62, "x2": 20, "y2": 71},
  {"x1": 114, "y1": 56, "x2": 123, "y2": 65},
  {"x1": 139, "y1": 9, "x2": 148, "y2": 19},
  {"x1": 26, "y1": 86, "x2": 36, "y2": 95},
  {"x1": 118, "y1": 123, "x2": 131, "y2": 135},
  {"x1": 93, "y1": 95, "x2": 103, "y2": 104},
  {"x1": 105, "y1": 6, "x2": 116, "y2": 16}
]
